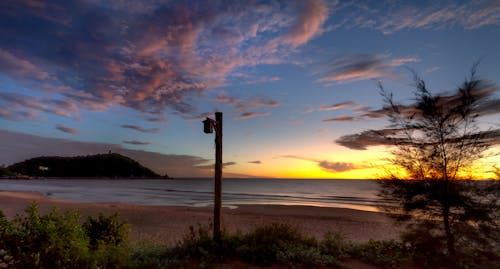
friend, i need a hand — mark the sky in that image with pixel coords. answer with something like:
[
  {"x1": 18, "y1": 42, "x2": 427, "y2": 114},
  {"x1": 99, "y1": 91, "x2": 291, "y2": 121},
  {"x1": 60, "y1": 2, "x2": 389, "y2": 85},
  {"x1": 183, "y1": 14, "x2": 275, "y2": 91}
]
[{"x1": 1, "y1": 0, "x2": 500, "y2": 179}]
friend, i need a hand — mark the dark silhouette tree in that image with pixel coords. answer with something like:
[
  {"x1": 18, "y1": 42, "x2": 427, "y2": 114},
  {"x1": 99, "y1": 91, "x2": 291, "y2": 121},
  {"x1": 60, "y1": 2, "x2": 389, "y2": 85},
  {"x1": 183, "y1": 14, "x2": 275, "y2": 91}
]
[{"x1": 374, "y1": 68, "x2": 500, "y2": 266}]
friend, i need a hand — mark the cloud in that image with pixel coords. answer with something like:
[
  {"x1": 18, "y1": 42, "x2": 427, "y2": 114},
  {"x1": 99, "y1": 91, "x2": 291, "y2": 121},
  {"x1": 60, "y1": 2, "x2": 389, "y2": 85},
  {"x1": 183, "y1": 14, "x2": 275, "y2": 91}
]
[
  {"x1": 55, "y1": 124, "x2": 79, "y2": 135},
  {"x1": 235, "y1": 112, "x2": 271, "y2": 120},
  {"x1": 224, "y1": 161, "x2": 237, "y2": 167},
  {"x1": 240, "y1": 76, "x2": 281, "y2": 85},
  {"x1": 0, "y1": 129, "x2": 212, "y2": 177},
  {"x1": 196, "y1": 161, "x2": 237, "y2": 169},
  {"x1": 187, "y1": 112, "x2": 217, "y2": 121},
  {"x1": 335, "y1": 129, "x2": 397, "y2": 150},
  {"x1": 322, "y1": 116, "x2": 356, "y2": 122},
  {"x1": 0, "y1": 92, "x2": 78, "y2": 119},
  {"x1": 425, "y1": 66, "x2": 441, "y2": 73},
  {"x1": 123, "y1": 140, "x2": 151, "y2": 145},
  {"x1": 248, "y1": 160, "x2": 262, "y2": 164},
  {"x1": 280, "y1": 155, "x2": 359, "y2": 172},
  {"x1": 318, "y1": 101, "x2": 387, "y2": 123},
  {"x1": 318, "y1": 54, "x2": 418, "y2": 83},
  {"x1": 359, "y1": 108, "x2": 387, "y2": 119},
  {"x1": 335, "y1": 79, "x2": 500, "y2": 150},
  {"x1": 0, "y1": 0, "x2": 329, "y2": 120},
  {"x1": 213, "y1": 93, "x2": 280, "y2": 111},
  {"x1": 0, "y1": 108, "x2": 37, "y2": 121},
  {"x1": 145, "y1": 116, "x2": 169, "y2": 123},
  {"x1": 318, "y1": 160, "x2": 355, "y2": 172},
  {"x1": 0, "y1": 49, "x2": 50, "y2": 80},
  {"x1": 336, "y1": 1, "x2": 500, "y2": 34},
  {"x1": 336, "y1": 127, "x2": 500, "y2": 151},
  {"x1": 318, "y1": 101, "x2": 355, "y2": 111},
  {"x1": 276, "y1": 0, "x2": 329, "y2": 47},
  {"x1": 230, "y1": 73, "x2": 281, "y2": 85},
  {"x1": 121, "y1": 124, "x2": 160, "y2": 133},
  {"x1": 477, "y1": 99, "x2": 500, "y2": 116}
]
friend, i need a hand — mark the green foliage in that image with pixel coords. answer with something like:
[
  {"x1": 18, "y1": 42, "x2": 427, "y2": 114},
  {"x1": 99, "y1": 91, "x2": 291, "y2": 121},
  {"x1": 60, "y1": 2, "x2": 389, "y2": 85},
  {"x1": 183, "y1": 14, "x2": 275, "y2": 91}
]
[
  {"x1": 83, "y1": 213, "x2": 132, "y2": 268},
  {"x1": 236, "y1": 223, "x2": 317, "y2": 266},
  {"x1": 319, "y1": 232, "x2": 350, "y2": 259},
  {"x1": 84, "y1": 213, "x2": 130, "y2": 250},
  {"x1": 348, "y1": 240, "x2": 413, "y2": 268},
  {"x1": 0, "y1": 202, "x2": 131, "y2": 269},
  {"x1": 171, "y1": 223, "x2": 345, "y2": 268},
  {"x1": 7, "y1": 153, "x2": 160, "y2": 178},
  {"x1": 0, "y1": 203, "x2": 91, "y2": 268},
  {"x1": 173, "y1": 223, "x2": 243, "y2": 265},
  {"x1": 276, "y1": 244, "x2": 338, "y2": 267},
  {"x1": 130, "y1": 245, "x2": 181, "y2": 269}
]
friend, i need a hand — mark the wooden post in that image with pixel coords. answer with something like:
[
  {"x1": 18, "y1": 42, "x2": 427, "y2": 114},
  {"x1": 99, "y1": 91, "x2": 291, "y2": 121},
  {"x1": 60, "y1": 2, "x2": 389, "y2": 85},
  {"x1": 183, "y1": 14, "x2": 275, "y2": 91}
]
[{"x1": 213, "y1": 112, "x2": 223, "y2": 241}]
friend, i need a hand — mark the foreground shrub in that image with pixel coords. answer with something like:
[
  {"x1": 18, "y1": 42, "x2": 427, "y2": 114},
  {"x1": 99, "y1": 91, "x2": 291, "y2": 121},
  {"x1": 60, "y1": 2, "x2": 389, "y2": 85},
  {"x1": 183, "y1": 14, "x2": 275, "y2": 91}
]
[
  {"x1": 236, "y1": 223, "x2": 317, "y2": 266},
  {"x1": 348, "y1": 240, "x2": 413, "y2": 268},
  {"x1": 130, "y1": 245, "x2": 181, "y2": 269},
  {"x1": 320, "y1": 232, "x2": 350, "y2": 259},
  {"x1": 84, "y1": 213, "x2": 130, "y2": 249},
  {"x1": 173, "y1": 223, "x2": 242, "y2": 265},
  {"x1": 0, "y1": 202, "x2": 130, "y2": 269},
  {"x1": 0, "y1": 203, "x2": 90, "y2": 268},
  {"x1": 83, "y1": 213, "x2": 132, "y2": 268}
]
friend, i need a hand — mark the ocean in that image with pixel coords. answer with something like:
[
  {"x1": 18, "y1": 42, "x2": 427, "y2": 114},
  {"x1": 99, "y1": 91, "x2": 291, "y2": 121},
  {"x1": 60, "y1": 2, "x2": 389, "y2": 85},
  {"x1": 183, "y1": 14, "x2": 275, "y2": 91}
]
[{"x1": 0, "y1": 178, "x2": 387, "y2": 212}]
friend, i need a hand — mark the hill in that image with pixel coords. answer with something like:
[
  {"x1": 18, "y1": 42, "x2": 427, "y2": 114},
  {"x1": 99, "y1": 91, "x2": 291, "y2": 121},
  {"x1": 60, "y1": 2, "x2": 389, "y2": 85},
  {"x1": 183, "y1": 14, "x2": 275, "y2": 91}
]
[{"x1": 7, "y1": 153, "x2": 168, "y2": 179}]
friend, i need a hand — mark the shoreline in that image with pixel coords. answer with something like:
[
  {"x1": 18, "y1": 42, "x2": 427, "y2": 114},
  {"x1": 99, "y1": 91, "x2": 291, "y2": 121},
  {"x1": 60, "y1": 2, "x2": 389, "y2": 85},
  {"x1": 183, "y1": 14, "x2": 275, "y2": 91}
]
[{"x1": 0, "y1": 190, "x2": 401, "y2": 245}]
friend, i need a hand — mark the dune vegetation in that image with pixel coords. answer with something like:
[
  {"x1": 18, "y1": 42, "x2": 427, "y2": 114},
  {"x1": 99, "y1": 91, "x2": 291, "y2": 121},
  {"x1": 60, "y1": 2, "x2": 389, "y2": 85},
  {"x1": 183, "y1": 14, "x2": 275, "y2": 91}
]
[{"x1": 1, "y1": 202, "x2": 499, "y2": 269}]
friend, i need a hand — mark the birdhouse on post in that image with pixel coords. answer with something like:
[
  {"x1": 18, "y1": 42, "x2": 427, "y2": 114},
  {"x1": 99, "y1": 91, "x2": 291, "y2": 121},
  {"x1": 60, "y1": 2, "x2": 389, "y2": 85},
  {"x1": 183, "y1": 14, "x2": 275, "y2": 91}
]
[{"x1": 203, "y1": 118, "x2": 214, "y2": 134}]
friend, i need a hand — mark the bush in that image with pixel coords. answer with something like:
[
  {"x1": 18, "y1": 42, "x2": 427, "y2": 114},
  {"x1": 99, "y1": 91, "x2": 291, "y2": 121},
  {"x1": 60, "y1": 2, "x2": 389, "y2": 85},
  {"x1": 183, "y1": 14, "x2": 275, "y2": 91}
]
[
  {"x1": 0, "y1": 202, "x2": 131, "y2": 269},
  {"x1": 172, "y1": 223, "x2": 243, "y2": 265},
  {"x1": 236, "y1": 223, "x2": 317, "y2": 266},
  {"x1": 130, "y1": 245, "x2": 181, "y2": 269},
  {"x1": 320, "y1": 232, "x2": 350, "y2": 259},
  {"x1": 1, "y1": 203, "x2": 91, "y2": 268},
  {"x1": 348, "y1": 240, "x2": 413, "y2": 268},
  {"x1": 84, "y1": 213, "x2": 130, "y2": 249}
]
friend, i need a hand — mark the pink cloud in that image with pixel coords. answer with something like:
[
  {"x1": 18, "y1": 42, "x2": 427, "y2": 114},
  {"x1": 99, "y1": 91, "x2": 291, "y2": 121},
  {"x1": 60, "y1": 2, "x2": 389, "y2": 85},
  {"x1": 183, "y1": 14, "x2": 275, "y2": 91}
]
[
  {"x1": 338, "y1": 1, "x2": 500, "y2": 34},
  {"x1": 121, "y1": 125, "x2": 160, "y2": 133},
  {"x1": 0, "y1": 92, "x2": 78, "y2": 119},
  {"x1": 318, "y1": 101, "x2": 355, "y2": 111},
  {"x1": 0, "y1": 49, "x2": 50, "y2": 80},
  {"x1": 214, "y1": 93, "x2": 280, "y2": 111},
  {"x1": 235, "y1": 112, "x2": 271, "y2": 120},
  {"x1": 279, "y1": 0, "x2": 329, "y2": 47},
  {"x1": 318, "y1": 54, "x2": 418, "y2": 83},
  {"x1": 0, "y1": 1, "x2": 330, "y2": 121}
]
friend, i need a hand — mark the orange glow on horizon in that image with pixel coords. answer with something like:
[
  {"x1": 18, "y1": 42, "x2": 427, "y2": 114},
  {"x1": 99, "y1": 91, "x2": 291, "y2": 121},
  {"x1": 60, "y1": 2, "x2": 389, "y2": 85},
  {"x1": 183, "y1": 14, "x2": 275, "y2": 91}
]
[{"x1": 226, "y1": 147, "x2": 500, "y2": 180}]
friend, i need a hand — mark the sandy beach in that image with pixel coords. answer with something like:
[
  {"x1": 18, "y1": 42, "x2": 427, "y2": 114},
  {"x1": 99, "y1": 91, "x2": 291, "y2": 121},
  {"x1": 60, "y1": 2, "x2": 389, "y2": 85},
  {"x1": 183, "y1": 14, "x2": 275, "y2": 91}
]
[{"x1": 0, "y1": 191, "x2": 401, "y2": 245}]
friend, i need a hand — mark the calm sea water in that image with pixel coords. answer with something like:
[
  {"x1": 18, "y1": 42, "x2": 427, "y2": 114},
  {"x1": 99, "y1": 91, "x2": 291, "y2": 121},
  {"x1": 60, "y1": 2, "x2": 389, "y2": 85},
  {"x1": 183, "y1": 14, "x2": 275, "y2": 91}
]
[{"x1": 0, "y1": 178, "x2": 387, "y2": 212}]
